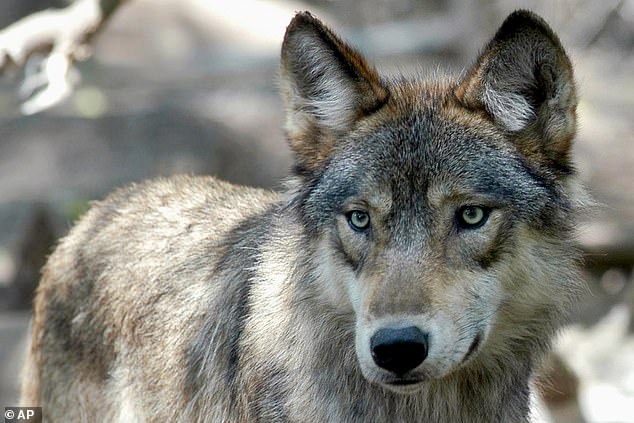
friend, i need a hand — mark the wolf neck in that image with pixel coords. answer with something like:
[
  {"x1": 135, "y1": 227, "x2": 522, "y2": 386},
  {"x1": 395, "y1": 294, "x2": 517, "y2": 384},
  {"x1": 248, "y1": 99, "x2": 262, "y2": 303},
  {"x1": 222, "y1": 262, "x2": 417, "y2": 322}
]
[{"x1": 241, "y1": 215, "x2": 535, "y2": 423}]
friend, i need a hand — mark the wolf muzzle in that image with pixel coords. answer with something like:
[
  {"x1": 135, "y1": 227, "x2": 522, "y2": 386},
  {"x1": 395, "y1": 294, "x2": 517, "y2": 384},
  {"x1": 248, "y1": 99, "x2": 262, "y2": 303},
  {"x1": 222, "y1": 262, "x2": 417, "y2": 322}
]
[{"x1": 370, "y1": 326, "x2": 429, "y2": 375}]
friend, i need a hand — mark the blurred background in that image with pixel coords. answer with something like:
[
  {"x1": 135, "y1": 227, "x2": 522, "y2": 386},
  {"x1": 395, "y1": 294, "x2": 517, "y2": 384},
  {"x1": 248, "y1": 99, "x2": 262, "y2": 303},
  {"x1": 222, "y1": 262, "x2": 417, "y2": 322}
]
[{"x1": 0, "y1": 1, "x2": 632, "y2": 422}]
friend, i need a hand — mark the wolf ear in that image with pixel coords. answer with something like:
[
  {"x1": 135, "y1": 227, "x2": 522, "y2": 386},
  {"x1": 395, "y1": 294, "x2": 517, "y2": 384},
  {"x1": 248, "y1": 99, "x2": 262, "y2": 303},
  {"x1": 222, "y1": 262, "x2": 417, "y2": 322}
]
[
  {"x1": 455, "y1": 10, "x2": 577, "y2": 169},
  {"x1": 280, "y1": 12, "x2": 388, "y2": 174}
]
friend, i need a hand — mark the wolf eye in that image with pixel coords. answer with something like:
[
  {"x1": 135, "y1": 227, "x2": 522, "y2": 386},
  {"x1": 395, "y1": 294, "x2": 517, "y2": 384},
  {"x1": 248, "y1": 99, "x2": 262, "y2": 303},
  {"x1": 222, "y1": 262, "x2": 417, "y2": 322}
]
[
  {"x1": 347, "y1": 210, "x2": 370, "y2": 231},
  {"x1": 457, "y1": 206, "x2": 490, "y2": 229}
]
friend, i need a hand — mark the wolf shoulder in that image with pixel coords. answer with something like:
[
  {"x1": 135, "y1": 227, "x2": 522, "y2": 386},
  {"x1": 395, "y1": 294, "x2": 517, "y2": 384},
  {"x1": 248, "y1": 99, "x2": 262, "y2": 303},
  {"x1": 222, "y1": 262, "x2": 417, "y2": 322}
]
[{"x1": 42, "y1": 175, "x2": 280, "y2": 295}]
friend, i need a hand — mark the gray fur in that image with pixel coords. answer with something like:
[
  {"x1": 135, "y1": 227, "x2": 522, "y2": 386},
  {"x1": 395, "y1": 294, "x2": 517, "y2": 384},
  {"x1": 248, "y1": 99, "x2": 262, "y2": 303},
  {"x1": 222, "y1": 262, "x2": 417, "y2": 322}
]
[{"x1": 21, "y1": 10, "x2": 586, "y2": 423}]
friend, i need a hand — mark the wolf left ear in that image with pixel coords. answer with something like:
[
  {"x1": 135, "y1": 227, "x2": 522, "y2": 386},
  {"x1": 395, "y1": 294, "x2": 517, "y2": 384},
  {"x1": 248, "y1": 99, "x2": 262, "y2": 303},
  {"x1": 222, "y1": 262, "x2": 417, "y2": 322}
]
[
  {"x1": 280, "y1": 12, "x2": 388, "y2": 175},
  {"x1": 455, "y1": 10, "x2": 577, "y2": 169}
]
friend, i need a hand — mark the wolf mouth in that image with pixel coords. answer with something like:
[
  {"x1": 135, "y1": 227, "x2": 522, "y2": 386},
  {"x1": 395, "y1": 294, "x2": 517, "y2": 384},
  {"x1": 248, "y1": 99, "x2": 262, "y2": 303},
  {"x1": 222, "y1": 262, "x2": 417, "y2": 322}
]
[
  {"x1": 382, "y1": 378, "x2": 426, "y2": 394},
  {"x1": 462, "y1": 332, "x2": 483, "y2": 363},
  {"x1": 387, "y1": 378, "x2": 423, "y2": 386}
]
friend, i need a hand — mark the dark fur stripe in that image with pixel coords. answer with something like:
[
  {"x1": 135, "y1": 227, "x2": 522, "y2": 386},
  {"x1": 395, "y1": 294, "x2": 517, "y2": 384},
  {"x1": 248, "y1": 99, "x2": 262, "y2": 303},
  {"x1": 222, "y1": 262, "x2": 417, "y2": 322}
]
[{"x1": 185, "y1": 207, "x2": 279, "y2": 410}]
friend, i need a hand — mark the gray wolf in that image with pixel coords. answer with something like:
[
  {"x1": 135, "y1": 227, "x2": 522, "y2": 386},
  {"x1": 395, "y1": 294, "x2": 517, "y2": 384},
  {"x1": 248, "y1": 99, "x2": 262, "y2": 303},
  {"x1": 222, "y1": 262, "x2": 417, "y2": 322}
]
[{"x1": 21, "y1": 10, "x2": 587, "y2": 422}]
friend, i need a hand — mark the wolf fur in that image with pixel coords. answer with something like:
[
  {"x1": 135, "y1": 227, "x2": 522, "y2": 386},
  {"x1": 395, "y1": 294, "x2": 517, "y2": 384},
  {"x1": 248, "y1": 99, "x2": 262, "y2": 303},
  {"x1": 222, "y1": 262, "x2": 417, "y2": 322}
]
[{"x1": 21, "y1": 10, "x2": 587, "y2": 423}]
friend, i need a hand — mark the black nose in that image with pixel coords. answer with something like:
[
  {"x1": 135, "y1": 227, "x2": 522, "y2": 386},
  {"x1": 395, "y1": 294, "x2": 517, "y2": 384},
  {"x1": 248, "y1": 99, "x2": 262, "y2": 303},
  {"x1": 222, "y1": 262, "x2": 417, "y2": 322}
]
[{"x1": 370, "y1": 326, "x2": 429, "y2": 375}]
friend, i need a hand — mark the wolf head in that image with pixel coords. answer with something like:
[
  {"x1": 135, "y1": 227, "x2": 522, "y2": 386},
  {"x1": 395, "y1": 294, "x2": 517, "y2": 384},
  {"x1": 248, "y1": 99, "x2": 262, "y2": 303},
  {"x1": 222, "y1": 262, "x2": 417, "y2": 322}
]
[{"x1": 280, "y1": 11, "x2": 582, "y2": 394}]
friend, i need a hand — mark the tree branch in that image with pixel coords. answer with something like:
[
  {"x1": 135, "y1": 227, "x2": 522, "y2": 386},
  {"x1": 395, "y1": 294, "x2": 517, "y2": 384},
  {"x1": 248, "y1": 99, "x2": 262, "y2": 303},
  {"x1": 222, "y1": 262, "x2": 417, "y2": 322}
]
[{"x1": 0, "y1": 0, "x2": 127, "y2": 114}]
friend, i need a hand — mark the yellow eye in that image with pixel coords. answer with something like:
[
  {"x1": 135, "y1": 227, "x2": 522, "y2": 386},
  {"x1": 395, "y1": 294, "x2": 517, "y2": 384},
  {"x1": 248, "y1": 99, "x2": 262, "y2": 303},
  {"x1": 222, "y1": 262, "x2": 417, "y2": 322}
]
[
  {"x1": 458, "y1": 206, "x2": 489, "y2": 229},
  {"x1": 348, "y1": 210, "x2": 370, "y2": 231}
]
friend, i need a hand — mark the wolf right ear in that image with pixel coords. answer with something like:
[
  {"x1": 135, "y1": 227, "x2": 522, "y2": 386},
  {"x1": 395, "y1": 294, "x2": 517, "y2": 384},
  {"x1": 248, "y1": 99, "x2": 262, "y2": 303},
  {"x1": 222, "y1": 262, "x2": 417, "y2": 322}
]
[
  {"x1": 455, "y1": 10, "x2": 577, "y2": 169},
  {"x1": 280, "y1": 12, "x2": 388, "y2": 175}
]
